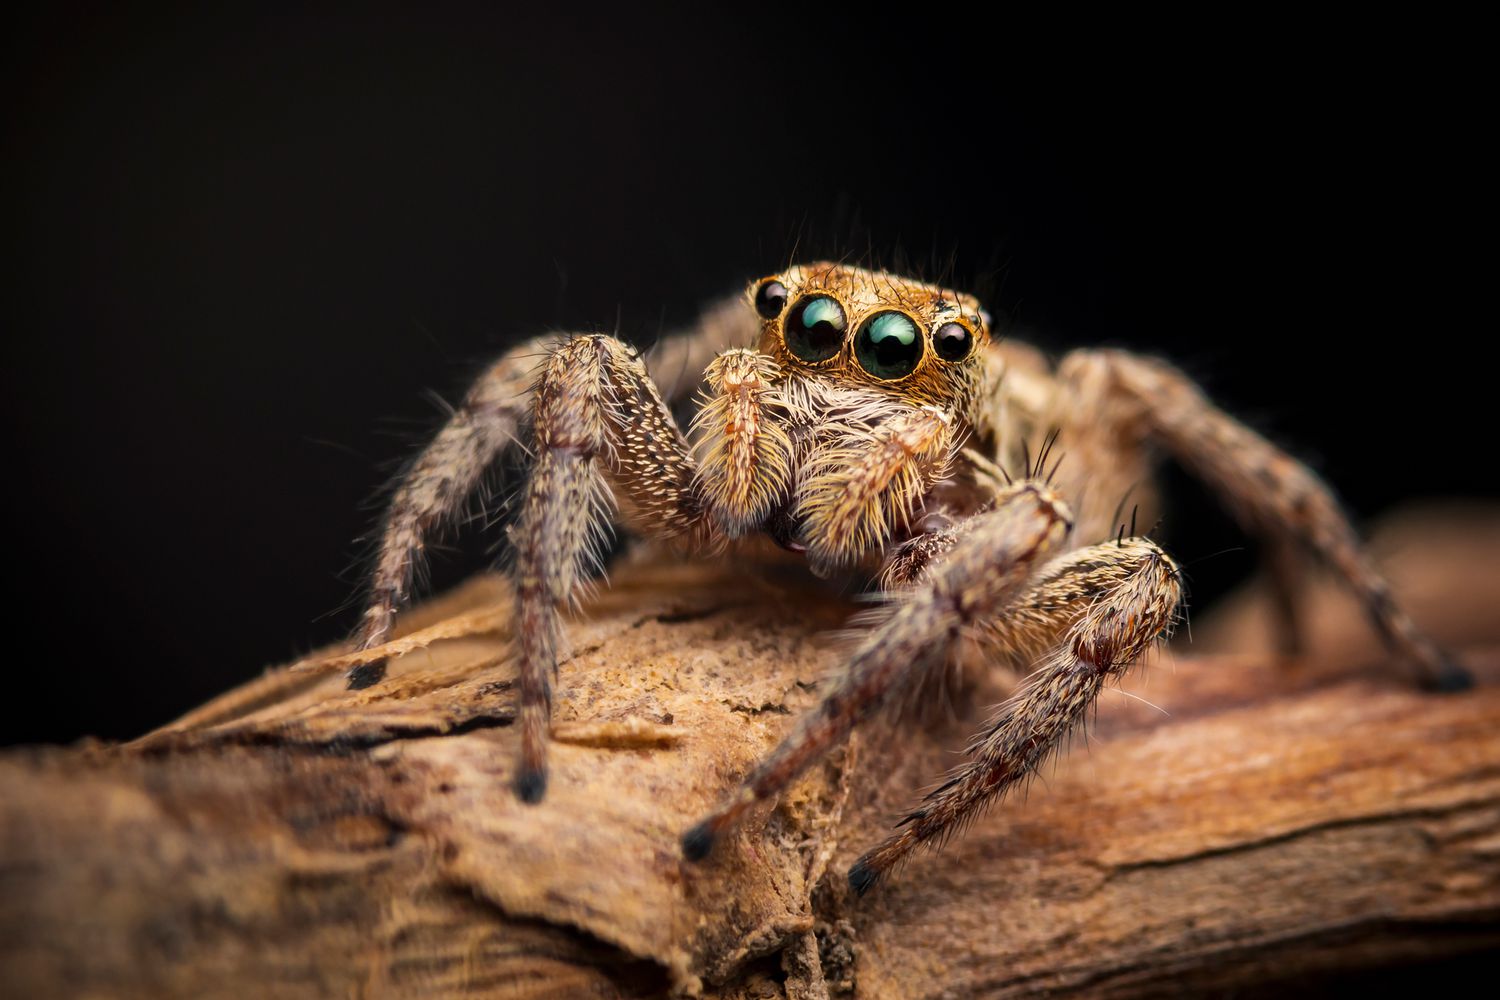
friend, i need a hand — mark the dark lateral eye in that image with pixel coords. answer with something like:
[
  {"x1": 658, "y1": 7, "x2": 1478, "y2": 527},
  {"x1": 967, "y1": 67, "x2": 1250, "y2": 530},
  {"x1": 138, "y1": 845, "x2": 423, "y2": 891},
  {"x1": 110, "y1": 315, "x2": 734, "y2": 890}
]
[
  {"x1": 754, "y1": 280, "x2": 788, "y2": 318},
  {"x1": 855, "y1": 311, "x2": 923, "y2": 379},
  {"x1": 784, "y1": 295, "x2": 846, "y2": 362},
  {"x1": 933, "y1": 322, "x2": 974, "y2": 362}
]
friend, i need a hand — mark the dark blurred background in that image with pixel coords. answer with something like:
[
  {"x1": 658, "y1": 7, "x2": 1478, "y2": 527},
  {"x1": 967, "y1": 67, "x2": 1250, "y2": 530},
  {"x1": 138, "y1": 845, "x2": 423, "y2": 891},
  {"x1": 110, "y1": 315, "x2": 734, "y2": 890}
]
[{"x1": 5, "y1": 8, "x2": 1489, "y2": 745}]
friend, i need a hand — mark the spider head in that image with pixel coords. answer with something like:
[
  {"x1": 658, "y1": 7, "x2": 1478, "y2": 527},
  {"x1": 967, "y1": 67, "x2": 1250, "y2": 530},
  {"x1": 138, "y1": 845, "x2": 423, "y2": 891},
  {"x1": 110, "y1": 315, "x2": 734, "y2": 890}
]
[
  {"x1": 690, "y1": 264, "x2": 992, "y2": 570},
  {"x1": 747, "y1": 262, "x2": 990, "y2": 408}
]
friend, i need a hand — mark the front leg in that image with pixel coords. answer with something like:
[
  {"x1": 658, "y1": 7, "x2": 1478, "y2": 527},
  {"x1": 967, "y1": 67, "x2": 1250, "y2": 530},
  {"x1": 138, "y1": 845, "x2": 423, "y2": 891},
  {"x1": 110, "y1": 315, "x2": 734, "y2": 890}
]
[
  {"x1": 850, "y1": 536, "x2": 1183, "y2": 892},
  {"x1": 1056, "y1": 349, "x2": 1470, "y2": 691},
  {"x1": 682, "y1": 480, "x2": 1074, "y2": 860},
  {"x1": 346, "y1": 335, "x2": 551, "y2": 688},
  {"x1": 513, "y1": 334, "x2": 712, "y2": 801},
  {"x1": 346, "y1": 291, "x2": 756, "y2": 688}
]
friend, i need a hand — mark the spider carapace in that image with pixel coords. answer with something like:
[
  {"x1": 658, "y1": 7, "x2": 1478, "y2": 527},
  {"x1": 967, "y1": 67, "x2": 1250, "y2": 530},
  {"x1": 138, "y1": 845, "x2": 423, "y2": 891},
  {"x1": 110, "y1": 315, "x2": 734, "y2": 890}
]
[{"x1": 344, "y1": 262, "x2": 1470, "y2": 894}]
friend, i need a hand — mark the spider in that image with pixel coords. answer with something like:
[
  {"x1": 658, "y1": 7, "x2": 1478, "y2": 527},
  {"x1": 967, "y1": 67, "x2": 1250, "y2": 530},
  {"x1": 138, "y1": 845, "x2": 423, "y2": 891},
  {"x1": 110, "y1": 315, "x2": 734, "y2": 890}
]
[{"x1": 343, "y1": 261, "x2": 1470, "y2": 895}]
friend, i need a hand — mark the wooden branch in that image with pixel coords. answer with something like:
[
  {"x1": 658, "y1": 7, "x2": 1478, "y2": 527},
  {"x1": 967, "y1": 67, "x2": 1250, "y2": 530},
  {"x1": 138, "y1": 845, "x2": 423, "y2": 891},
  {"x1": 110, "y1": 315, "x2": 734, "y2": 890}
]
[{"x1": 3, "y1": 506, "x2": 1499, "y2": 998}]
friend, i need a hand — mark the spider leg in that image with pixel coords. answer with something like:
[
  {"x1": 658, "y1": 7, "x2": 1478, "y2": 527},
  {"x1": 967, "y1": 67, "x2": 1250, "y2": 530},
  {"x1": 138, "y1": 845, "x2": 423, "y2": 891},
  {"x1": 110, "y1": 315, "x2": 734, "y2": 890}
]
[
  {"x1": 849, "y1": 535, "x2": 1183, "y2": 893},
  {"x1": 346, "y1": 335, "x2": 552, "y2": 688},
  {"x1": 1263, "y1": 535, "x2": 1307, "y2": 656},
  {"x1": 346, "y1": 293, "x2": 755, "y2": 688},
  {"x1": 682, "y1": 480, "x2": 1074, "y2": 861},
  {"x1": 1055, "y1": 349, "x2": 1470, "y2": 691},
  {"x1": 879, "y1": 516, "x2": 966, "y2": 589},
  {"x1": 512, "y1": 334, "x2": 712, "y2": 801}
]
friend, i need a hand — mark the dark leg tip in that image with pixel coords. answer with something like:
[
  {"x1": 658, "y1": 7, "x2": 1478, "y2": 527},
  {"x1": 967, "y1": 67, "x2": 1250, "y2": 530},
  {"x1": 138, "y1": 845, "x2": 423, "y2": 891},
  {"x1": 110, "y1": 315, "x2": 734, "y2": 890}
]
[
  {"x1": 847, "y1": 858, "x2": 881, "y2": 897},
  {"x1": 514, "y1": 767, "x2": 548, "y2": 804},
  {"x1": 681, "y1": 821, "x2": 717, "y2": 862},
  {"x1": 1423, "y1": 657, "x2": 1475, "y2": 694},
  {"x1": 345, "y1": 660, "x2": 387, "y2": 690}
]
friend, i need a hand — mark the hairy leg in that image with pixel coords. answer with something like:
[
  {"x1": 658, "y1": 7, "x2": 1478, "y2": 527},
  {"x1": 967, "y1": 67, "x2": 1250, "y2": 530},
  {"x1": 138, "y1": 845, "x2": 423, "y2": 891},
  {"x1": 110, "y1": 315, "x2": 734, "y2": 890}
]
[
  {"x1": 849, "y1": 536, "x2": 1183, "y2": 893},
  {"x1": 512, "y1": 334, "x2": 711, "y2": 801},
  {"x1": 345, "y1": 292, "x2": 754, "y2": 690},
  {"x1": 1055, "y1": 349, "x2": 1469, "y2": 691},
  {"x1": 682, "y1": 481, "x2": 1074, "y2": 860},
  {"x1": 346, "y1": 336, "x2": 552, "y2": 688}
]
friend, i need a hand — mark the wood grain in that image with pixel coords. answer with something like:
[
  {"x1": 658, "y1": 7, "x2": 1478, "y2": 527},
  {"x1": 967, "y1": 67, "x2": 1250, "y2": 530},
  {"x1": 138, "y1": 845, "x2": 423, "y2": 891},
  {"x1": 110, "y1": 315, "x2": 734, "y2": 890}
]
[{"x1": 3, "y1": 506, "x2": 1498, "y2": 998}]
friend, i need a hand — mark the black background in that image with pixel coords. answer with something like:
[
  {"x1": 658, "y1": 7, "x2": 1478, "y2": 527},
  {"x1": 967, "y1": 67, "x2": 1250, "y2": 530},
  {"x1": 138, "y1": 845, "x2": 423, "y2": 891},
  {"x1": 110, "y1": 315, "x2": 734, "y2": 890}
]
[{"x1": 6, "y1": 8, "x2": 1490, "y2": 746}]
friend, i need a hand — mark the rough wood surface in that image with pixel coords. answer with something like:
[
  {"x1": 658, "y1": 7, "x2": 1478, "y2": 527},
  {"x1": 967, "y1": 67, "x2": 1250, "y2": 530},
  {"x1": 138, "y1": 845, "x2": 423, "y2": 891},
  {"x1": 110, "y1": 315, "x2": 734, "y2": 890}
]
[{"x1": 3, "y1": 505, "x2": 1499, "y2": 998}]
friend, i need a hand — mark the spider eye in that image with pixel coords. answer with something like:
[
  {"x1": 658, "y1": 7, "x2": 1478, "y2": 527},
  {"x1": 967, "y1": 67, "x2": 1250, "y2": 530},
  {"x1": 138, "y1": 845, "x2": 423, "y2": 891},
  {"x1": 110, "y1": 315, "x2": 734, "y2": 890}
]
[
  {"x1": 854, "y1": 311, "x2": 923, "y2": 379},
  {"x1": 933, "y1": 322, "x2": 974, "y2": 362},
  {"x1": 754, "y1": 280, "x2": 788, "y2": 319},
  {"x1": 784, "y1": 295, "x2": 846, "y2": 362}
]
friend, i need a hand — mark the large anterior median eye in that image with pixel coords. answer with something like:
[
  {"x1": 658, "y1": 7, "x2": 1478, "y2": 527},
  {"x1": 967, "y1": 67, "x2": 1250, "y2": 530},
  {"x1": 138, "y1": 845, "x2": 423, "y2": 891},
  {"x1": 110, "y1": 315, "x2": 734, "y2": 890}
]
[
  {"x1": 854, "y1": 311, "x2": 923, "y2": 379},
  {"x1": 784, "y1": 294, "x2": 847, "y2": 362}
]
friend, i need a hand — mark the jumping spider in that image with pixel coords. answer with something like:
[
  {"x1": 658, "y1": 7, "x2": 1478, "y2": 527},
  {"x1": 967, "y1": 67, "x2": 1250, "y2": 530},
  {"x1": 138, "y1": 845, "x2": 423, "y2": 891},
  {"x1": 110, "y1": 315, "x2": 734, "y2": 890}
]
[{"x1": 345, "y1": 262, "x2": 1470, "y2": 894}]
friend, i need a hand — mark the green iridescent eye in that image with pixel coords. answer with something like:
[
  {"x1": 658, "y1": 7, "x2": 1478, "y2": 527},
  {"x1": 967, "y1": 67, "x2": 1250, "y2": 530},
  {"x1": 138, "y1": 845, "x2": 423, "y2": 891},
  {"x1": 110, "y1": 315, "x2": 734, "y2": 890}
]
[
  {"x1": 854, "y1": 311, "x2": 923, "y2": 379},
  {"x1": 784, "y1": 295, "x2": 846, "y2": 362}
]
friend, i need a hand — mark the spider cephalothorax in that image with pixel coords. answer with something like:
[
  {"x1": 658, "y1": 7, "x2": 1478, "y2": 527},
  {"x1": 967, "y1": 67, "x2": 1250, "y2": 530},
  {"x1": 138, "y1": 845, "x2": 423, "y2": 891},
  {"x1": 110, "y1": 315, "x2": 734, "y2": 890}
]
[
  {"x1": 340, "y1": 261, "x2": 1470, "y2": 894},
  {"x1": 694, "y1": 263, "x2": 991, "y2": 573}
]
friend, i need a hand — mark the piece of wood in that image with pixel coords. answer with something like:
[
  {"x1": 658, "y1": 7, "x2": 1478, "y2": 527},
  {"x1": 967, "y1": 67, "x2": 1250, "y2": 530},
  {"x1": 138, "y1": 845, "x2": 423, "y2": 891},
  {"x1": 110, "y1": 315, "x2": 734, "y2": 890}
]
[{"x1": 3, "y1": 507, "x2": 1499, "y2": 998}]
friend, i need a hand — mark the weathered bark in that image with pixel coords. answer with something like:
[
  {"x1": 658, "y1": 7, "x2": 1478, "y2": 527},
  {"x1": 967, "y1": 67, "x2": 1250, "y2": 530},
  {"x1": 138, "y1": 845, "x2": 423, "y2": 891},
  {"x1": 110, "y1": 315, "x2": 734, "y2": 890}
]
[{"x1": 3, "y1": 505, "x2": 1499, "y2": 998}]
